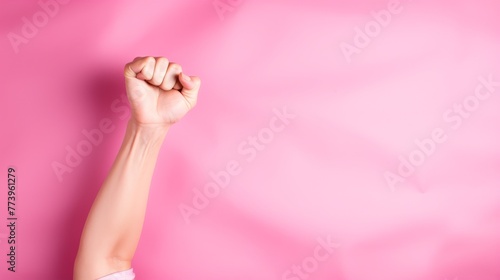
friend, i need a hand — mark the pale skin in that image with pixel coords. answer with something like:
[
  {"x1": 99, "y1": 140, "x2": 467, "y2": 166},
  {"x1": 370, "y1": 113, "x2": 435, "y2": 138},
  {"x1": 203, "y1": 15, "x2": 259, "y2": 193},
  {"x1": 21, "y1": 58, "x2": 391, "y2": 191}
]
[{"x1": 73, "y1": 56, "x2": 201, "y2": 280}]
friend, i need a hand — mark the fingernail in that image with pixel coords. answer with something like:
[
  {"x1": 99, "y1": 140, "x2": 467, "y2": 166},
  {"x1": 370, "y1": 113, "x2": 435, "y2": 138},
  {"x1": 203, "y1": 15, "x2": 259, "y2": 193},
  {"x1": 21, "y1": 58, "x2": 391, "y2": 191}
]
[{"x1": 182, "y1": 73, "x2": 191, "y2": 81}]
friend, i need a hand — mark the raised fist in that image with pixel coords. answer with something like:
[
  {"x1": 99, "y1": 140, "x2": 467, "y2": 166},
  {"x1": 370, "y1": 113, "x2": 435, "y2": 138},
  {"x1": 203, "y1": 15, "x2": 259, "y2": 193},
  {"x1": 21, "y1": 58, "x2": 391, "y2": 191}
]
[{"x1": 124, "y1": 56, "x2": 201, "y2": 126}]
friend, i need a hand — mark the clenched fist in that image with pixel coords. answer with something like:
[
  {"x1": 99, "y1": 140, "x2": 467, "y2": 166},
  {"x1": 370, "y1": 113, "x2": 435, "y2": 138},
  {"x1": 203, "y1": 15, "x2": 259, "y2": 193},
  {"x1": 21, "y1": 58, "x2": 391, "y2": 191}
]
[{"x1": 124, "y1": 56, "x2": 201, "y2": 126}]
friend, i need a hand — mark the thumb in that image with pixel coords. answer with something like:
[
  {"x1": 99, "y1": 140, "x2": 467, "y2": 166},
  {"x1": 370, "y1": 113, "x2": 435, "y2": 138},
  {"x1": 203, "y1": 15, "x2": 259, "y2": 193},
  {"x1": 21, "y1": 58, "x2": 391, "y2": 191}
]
[{"x1": 179, "y1": 73, "x2": 201, "y2": 107}]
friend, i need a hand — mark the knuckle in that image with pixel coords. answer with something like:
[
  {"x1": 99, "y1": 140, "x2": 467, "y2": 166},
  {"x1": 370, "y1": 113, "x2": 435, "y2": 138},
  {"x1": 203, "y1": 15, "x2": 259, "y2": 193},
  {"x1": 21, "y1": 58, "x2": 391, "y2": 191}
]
[
  {"x1": 144, "y1": 56, "x2": 156, "y2": 67},
  {"x1": 192, "y1": 76, "x2": 201, "y2": 86},
  {"x1": 156, "y1": 57, "x2": 169, "y2": 65},
  {"x1": 144, "y1": 58, "x2": 155, "y2": 76},
  {"x1": 123, "y1": 63, "x2": 130, "y2": 73},
  {"x1": 169, "y1": 63, "x2": 182, "y2": 71}
]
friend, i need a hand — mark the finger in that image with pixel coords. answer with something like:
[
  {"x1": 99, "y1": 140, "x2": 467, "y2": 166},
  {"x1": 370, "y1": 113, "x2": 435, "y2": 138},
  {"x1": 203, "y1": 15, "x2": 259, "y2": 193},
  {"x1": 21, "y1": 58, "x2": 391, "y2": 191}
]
[
  {"x1": 179, "y1": 73, "x2": 201, "y2": 107},
  {"x1": 124, "y1": 56, "x2": 155, "y2": 80},
  {"x1": 160, "y1": 62, "x2": 182, "y2": 91},
  {"x1": 173, "y1": 80, "x2": 182, "y2": 90},
  {"x1": 149, "y1": 57, "x2": 169, "y2": 86},
  {"x1": 124, "y1": 56, "x2": 143, "y2": 77}
]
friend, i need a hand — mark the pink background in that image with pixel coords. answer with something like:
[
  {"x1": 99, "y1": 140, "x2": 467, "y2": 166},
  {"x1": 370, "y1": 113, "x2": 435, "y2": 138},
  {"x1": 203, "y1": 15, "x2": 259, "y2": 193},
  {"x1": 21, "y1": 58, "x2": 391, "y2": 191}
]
[{"x1": 1, "y1": 0, "x2": 500, "y2": 279}]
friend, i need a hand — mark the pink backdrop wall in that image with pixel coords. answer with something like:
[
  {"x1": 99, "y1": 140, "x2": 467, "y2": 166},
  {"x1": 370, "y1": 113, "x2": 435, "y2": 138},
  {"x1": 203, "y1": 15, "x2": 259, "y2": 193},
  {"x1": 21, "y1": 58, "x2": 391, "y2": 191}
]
[{"x1": 1, "y1": 0, "x2": 500, "y2": 279}]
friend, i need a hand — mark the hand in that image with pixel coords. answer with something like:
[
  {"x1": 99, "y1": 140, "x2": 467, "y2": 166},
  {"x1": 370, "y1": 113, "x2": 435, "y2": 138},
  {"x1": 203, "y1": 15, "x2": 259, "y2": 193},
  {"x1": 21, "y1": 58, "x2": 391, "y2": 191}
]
[{"x1": 123, "y1": 56, "x2": 201, "y2": 127}]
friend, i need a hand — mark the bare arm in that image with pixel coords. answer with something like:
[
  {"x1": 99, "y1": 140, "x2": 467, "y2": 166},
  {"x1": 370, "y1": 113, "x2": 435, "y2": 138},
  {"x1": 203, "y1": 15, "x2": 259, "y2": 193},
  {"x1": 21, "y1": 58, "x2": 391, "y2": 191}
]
[{"x1": 74, "y1": 56, "x2": 201, "y2": 280}]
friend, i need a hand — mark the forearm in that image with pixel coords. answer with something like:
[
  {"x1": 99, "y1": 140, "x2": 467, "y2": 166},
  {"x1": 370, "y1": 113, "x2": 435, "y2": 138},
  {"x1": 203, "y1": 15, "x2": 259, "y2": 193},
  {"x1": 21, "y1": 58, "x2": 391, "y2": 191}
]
[
  {"x1": 76, "y1": 119, "x2": 169, "y2": 275},
  {"x1": 74, "y1": 56, "x2": 200, "y2": 280}
]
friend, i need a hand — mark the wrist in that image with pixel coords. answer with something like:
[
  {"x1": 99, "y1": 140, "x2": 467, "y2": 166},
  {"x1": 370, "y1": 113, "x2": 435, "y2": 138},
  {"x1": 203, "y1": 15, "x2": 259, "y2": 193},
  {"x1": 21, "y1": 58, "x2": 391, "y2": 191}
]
[{"x1": 126, "y1": 119, "x2": 170, "y2": 144}]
